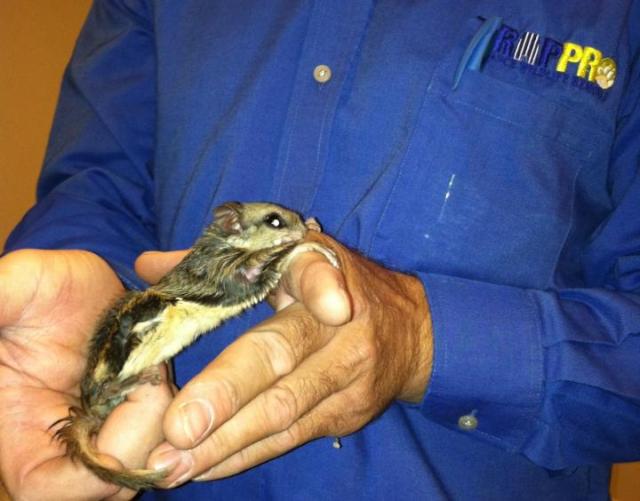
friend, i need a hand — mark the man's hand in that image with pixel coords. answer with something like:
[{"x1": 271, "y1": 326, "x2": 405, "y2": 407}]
[
  {"x1": 0, "y1": 250, "x2": 173, "y2": 501},
  {"x1": 137, "y1": 231, "x2": 433, "y2": 487}
]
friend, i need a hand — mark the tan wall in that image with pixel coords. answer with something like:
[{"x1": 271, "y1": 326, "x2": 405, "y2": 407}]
[
  {"x1": 0, "y1": 1, "x2": 638, "y2": 500},
  {"x1": 612, "y1": 462, "x2": 640, "y2": 501},
  {"x1": 0, "y1": 0, "x2": 92, "y2": 248}
]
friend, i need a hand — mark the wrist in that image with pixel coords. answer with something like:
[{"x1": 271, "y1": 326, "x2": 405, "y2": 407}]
[{"x1": 398, "y1": 274, "x2": 433, "y2": 403}]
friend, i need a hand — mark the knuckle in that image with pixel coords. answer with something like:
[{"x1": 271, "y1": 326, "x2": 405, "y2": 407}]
[
  {"x1": 327, "y1": 409, "x2": 352, "y2": 435},
  {"x1": 281, "y1": 308, "x2": 319, "y2": 349},
  {"x1": 344, "y1": 386, "x2": 374, "y2": 417},
  {"x1": 261, "y1": 385, "x2": 300, "y2": 430},
  {"x1": 248, "y1": 329, "x2": 297, "y2": 377},
  {"x1": 358, "y1": 381, "x2": 380, "y2": 413},
  {"x1": 193, "y1": 429, "x2": 232, "y2": 468},
  {"x1": 312, "y1": 369, "x2": 338, "y2": 396},
  {"x1": 272, "y1": 423, "x2": 305, "y2": 450},
  {"x1": 330, "y1": 394, "x2": 375, "y2": 435},
  {"x1": 336, "y1": 413, "x2": 370, "y2": 437},
  {"x1": 229, "y1": 447, "x2": 252, "y2": 471},
  {"x1": 349, "y1": 336, "x2": 378, "y2": 368},
  {"x1": 216, "y1": 376, "x2": 242, "y2": 416}
]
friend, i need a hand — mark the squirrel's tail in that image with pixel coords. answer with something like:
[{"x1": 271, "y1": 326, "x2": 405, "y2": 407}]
[{"x1": 52, "y1": 407, "x2": 166, "y2": 490}]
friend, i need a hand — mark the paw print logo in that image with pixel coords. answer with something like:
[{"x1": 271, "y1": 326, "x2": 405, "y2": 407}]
[{"x1": 595, "y1": 58, "x2": 616, "y2": 90}]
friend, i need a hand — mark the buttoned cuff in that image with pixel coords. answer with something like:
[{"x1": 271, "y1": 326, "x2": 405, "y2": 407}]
[{"x1": 417, "y1": 273, "x2": 544, "y2": 452}]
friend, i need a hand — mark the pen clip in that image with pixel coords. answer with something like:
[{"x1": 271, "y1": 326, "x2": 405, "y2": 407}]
[{"x1": 453, "y1": 16, "x2": 503, "y2": 90}]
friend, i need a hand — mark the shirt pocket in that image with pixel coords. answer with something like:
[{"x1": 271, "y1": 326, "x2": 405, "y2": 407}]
[{"x1": 367, "y1": 18, "x2": 611, "y2": 289}]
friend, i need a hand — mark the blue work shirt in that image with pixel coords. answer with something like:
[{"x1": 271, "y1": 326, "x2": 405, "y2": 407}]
[{"x1": 6, "y1": 1, "x2": 640, "y2": 499}]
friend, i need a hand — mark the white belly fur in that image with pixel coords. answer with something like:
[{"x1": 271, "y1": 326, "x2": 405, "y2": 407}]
[{"x1": 118, "y1": 299, "x2": 245, "y2": 381}]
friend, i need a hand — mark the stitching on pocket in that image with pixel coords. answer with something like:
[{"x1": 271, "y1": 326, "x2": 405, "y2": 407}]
[{"x1": 428, "y1": 88, "x2": 596, "y2": 157}]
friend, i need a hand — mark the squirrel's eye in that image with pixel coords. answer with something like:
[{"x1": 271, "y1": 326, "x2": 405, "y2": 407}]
[{"x1": 264, "y1": 213, "x2": 286, "y2": 229}]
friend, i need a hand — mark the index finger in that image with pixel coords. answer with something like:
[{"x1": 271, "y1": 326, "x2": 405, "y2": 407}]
[{"x1": 157, "y1": 303, "x2": 333, "y2": 452}]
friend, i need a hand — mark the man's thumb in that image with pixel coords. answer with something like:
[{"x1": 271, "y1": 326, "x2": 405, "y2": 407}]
[{"x1": 135, "y1": 250, "x2": 190, "y2": 285}]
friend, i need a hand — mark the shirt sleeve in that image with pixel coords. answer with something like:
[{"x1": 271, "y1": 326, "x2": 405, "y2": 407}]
[
  {"x1": 419, "y1": 33, "x2": 640, "y2": 470},
  {"x1": 4, "y1": 0, "x2": 157, "y2": 290}
]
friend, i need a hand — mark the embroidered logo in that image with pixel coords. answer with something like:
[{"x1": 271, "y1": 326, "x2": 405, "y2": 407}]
[{"x1": 490, "y1": 23, "x2": 616, "y2": 97}]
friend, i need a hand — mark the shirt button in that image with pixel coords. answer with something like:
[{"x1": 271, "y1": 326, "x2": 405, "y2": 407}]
[
  {"x1": 458, "y1": 414, "x2": 478, "y2": 431},
  {"x1": 313, "y1": 64, "x2": 332, "y2": 83}
]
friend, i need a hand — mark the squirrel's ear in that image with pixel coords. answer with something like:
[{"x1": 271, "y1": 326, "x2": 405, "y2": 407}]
[{"x1": 213, "y1": 202, "x2": 243, "y2": 234}]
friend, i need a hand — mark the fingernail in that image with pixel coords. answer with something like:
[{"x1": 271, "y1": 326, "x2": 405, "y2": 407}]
[
  {"x1": 179, "y1": 398, "x2": 214, "y2": 445},
  {"x1": 152, "y1": 448, "x2": 194, "y2": 487}
]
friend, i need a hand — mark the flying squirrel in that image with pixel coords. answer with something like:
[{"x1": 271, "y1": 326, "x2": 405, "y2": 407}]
[{"x1": 52, "y1": 202, "x2": 339, "y2": 490}]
